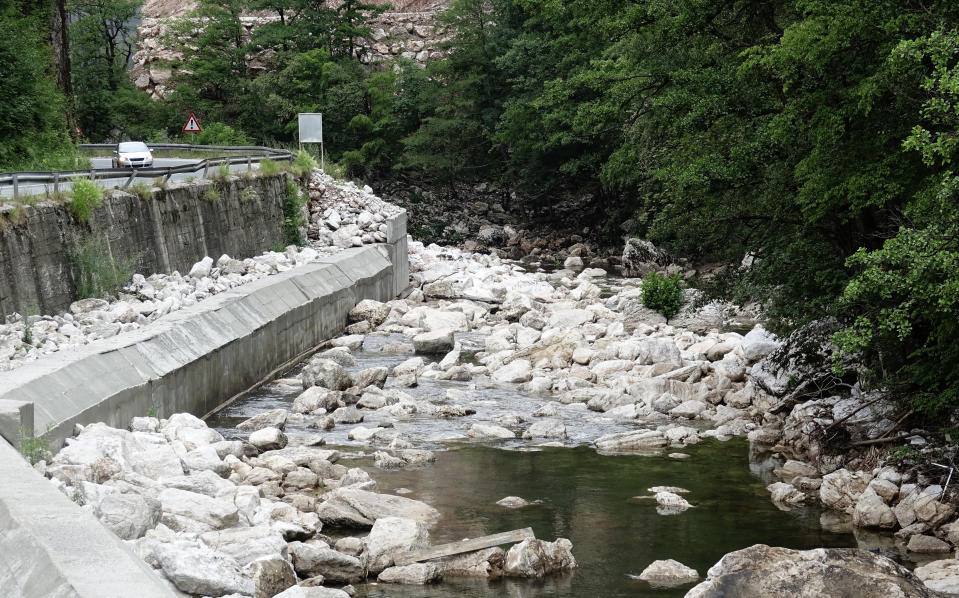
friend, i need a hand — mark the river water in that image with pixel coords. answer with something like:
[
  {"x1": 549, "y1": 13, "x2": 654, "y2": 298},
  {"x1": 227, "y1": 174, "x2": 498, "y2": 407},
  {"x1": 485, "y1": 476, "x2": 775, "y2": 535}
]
[{"x1": 206, "y1": 331, "x2": 873, "y2": 596}]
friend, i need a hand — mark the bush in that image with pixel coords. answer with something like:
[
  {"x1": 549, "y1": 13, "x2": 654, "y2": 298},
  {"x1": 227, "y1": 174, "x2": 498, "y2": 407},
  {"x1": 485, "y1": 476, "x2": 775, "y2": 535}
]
[
  {"x1": 74, "y1": 234, "x2": 139, "y2": 299},
  {"x1": 282, "y1": 179, "x2": 306, "y2": 246},
  {"x1": 291, "y1": 149, "x2": 318, "y2": 179},
  {"x1": 641, "y1": 271, "x2": 684, "y2": 320},
  {"x1": 69, "y1": 178, "x2": 103, "y2": 222}
]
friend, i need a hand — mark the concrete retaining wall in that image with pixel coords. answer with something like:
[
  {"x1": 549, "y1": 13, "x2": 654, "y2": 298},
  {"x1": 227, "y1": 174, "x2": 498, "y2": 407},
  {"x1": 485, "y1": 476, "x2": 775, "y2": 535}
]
[
  {"x1": 0, "y1": 174, "x2": 289, "y2": 317},
  {"x1": 0, "y1": 241, "x2": 405, "y2": 450}
]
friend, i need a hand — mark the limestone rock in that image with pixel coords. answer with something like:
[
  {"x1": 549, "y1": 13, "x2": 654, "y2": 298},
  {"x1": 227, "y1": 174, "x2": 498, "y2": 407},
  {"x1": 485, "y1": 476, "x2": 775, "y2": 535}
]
[
  {"x1": 907, "y1": 534, "x2": 952, "y2": 554},
  {"x1": 685, "y1": 544, "x2": 939, "y2": 598},
  {"x1": 412, "y1": 329, "x2": 455, "y2": 354},
  {"x1": 503, "y1": 538, "x2": 577, "y2": 578},
  {"x1": 289, "y1": 544, "x2": 364, "y2": 583},
  {"x1": 637, "y1": 559, "x2": 699, "y2": 587},
  {"x1": 301, "y1": 358, "x2": 354, "y2": 391},
  {"x1": 915, "y1": 559, "x2": 959, "y2": 595},
  {"x1": 492, "y1": 359, "x2": 533, "y2": 384},
  {"x1": 594, "y1": 430, "x2": 667, "y2": 453},
  {"x1": 316, "y1": 488, "x2": 440, "y2": 528},
  {"x1": 237, "y1": 409, "x2": 289, "y2": 432},
  {"x1": 248, "y1": 427, "x2": 288, "y2": 451},
  {"x1": 273, "y1": 586, "x2": 350, "y2": 598},
  {"x1": 522, "y1": 419, "x2": 567, "y2": 440},
  {"x1": 93, "y1": 492, "x2": 161, "y2": 540},
  {"x1": 433, "y1": 547, "x2": 505, "y2": 578},
  {"x1": 363, "y1": 516, "x2": 431, "y2": 573},
  {"x1": 158, "y1": 487, "x2": 239, "y2": 532},
  {"x1": 249, "y1": 555, "x2": 296, "y2": 598},
  {"x1": 378, "y1": 562, "x2": 441, "y2": 584},
  {"x1": 496, "y1": 496, "x2": 529, "y2": 508},
  {"x1": 154, "y1": 540, "x2": 253, "y2": 596}
]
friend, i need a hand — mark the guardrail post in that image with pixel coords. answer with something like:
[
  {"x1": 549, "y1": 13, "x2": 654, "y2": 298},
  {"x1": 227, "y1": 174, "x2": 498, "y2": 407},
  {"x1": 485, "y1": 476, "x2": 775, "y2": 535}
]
[
  {"x1": 124, "y1": 170, "x2": 137, "y2": 189},
  {"x1": 12, "y1": 174, "x2": 18, "y2": 202},
  {"x1": 247, "y1": 156, "x2": 252, "y2": 172},
  {"x1": 53, "y1": 172, "x2": 60, "y2": 194},
  {"x1": 203, "y1": 160, "x2": 209, "y2": 179}
]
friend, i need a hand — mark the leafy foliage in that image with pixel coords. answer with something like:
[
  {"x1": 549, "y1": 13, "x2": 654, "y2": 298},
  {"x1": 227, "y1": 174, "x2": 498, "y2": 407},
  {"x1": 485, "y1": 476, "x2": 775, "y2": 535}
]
[
  {"x1": 641, "y1": 272, "x2": 684, "y2": 321},
  {"x1": 73, "y1": 233, "x2": 139, "y2": 299},
  {"x1": 69, "y1": 178, "x2": 102, "y2": 222},
  {"x1": 282, "y1": 179, "x2": 306, "y2": 246}
]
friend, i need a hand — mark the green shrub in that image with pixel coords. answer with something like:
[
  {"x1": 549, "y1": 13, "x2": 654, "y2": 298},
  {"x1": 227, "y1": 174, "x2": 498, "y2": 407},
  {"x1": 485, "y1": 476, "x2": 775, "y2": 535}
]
[
  {"x1": 641, "y1": 271, "x2": 684, "y2": 320},
  {"x1": 291, "y1": 150, "x2": 318, "y2": 179},
  {"x1": 74, "y1": 234, "x2": 139, "y2": 299},
  {"x1": 282, "y1": 179, "x2": 306, "y2": 246},
  {"x1": 69, "y1": 178, "x2": 102, "y2": 222},
  {"x1": 203, "y1": 187, "x2": 220, "y2": 202},
  {"x1": 259, "y1": 159, "x2": 280, "y2": 176}
]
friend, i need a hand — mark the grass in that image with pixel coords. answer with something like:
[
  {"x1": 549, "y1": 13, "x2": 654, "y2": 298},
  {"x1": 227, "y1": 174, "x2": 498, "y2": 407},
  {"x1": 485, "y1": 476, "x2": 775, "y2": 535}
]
[
  {"x1": 19, "y1": 424, "x2": 52, "y2": 465},
  {"x1": 69, "y1": 178, "x2": 103, "y2": 222},
  {"x1": 203, "y1": 187, "x2": 221, "y2": 202},
  {"x1": 290, "y1": 149, "x2": 318, "y2": 179},
  {"x1": 240, "y1": 186, "x2": 259, "y2": 202},
  {"x1": 73, "y1": 233, "x2": 140, "y2": 299},
  {"x1": 129, "y1": 181, "x2": 153, "y2": 200},
  {"x1": 259, "y1": 158, "x2": 281, "y2": 176}
]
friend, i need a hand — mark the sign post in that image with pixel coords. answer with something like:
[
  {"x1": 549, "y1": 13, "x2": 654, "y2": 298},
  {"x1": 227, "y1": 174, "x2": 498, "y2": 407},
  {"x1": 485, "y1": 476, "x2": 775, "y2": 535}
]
[
  {"x1": 297, "y1": 113, "x2": 324, "y2": 171},
  {"x1": 182, "y1": 113, "x2": 202, "y2": 145}
]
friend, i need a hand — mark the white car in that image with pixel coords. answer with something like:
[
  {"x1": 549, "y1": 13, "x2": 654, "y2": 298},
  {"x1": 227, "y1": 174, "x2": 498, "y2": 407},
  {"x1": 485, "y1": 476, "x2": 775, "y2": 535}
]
[{"x1": 112, "y1": 141, "x2": 154, "y2": 168}]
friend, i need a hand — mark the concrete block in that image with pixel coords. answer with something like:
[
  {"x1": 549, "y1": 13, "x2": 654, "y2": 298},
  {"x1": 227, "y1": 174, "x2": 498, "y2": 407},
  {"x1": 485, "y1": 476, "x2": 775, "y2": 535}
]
[
  {"x1": 0, "y1": 399, "x2": 34, "y2": 448},
  {"x1": 385, "y1": 209, "x2": 408, "y2": 244}
]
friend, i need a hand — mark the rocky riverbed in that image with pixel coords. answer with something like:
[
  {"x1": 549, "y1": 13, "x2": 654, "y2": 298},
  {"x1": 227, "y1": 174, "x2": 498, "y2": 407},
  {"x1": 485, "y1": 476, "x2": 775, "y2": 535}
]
[{"x1": 18, "y1": 172, "x2": 959, "y2": 596}]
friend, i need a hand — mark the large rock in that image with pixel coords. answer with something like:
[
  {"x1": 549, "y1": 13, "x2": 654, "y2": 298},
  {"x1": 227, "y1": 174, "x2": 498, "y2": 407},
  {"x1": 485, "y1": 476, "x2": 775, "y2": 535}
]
[
  {"x1": 915, "y1": 559, "x2": 959, "y2": 595},
  {"x1": 316, "y1": 488, "x2": 440, "y2": 528},
  {"x1": 637, "y1": 559, "x2": 699, "y2": 587},
  {"x1": 907, "y1": 534, "x2": 952, "y2": 554},
  {"x1": 349, "y1": 299, "x2": 391, "y2": 327},
  {"x1": 468, "y1": 423, "x2": 515, "y2": 440},
  {"x1": 378, "y1": 563, "x2": 441, "y2": 584},
  {"x1": 364, "y1": 516, "x2": 431, "y2": 573},
  {"x1": 288, "y1": 544, "x2": 364, "y2": 583},
  {"x1": 433, "y1": 547, "x2": 505, "y2": 578},
  {"x1": 492, "y1": 359, "x2": 533, "y2": 384},
  {"x1": 200, "y1": 527, "x2": 288, "y2": 567},
  {"x1": 685, "y1": 545, "x2": 939, "y2": 598},
  {"x1": 248, "y1": 427, "x2": 288, "y2": 451},
  {"x1": 158, "y1": 487, "x2": 239, "y2": 532},
  {"x1": 154, "y1": 540, "x2": 253, "y2": 596},
  {"x1": 249, "y1": 555, "x2": 296, "y2": 598},
  {"x1": 412, "y1": 329, "x2": 455, "y2": 354},
  {"x1": 237, "y1": 409, "x2": 289, "y2": 432},
  {"x1": 301, "y1": 358, "x2": 354, "y2": 391},
  {"x1": 819, "y1": 469, "x2": 872, "y2": 514},
  {"x1": 852, "y1": 488, "x2": 896, "y2": 529},
  {"x1": 503, "y1": 538, "x2": 577, "y2": 578},
  {"x1": 740, "y1": 326, "x2": 781, "y2": 362},
  {"x1": 93, "y1": 492, "x2": 161, "y2": 540},
  {"x1": 522, "y1": 419, "x2": 567, "y2": 440},
  {"x1": 621, "y1": 238, "x2": 669, "y2": 277},
  {"x1": 293, "y1": 387, "x2": 342, "y2": 414}
]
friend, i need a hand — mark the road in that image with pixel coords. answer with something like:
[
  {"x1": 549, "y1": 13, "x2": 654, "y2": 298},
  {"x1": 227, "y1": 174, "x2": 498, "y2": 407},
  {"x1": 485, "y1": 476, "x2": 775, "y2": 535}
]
[{"x1": 1, "y1": 157, "x2": 262, "y2": 199}]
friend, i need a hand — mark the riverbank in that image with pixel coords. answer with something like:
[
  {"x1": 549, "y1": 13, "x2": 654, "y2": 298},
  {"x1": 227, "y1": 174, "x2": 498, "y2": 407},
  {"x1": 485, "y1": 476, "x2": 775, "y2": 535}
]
[{"x1": 8, "y1": 171, "x2": 959, "y2": 597}]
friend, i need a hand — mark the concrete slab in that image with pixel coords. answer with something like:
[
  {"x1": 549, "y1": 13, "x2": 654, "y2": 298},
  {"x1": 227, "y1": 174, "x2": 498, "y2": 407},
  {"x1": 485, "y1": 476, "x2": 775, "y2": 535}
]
[{"x1": 0, "y1": 399, "x2": 33, "y2": 448}]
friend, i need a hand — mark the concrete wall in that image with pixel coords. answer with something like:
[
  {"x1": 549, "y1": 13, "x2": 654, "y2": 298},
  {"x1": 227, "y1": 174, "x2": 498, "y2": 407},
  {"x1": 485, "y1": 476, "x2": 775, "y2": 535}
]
[
  {"x1": 0, "y1": 241, "x2": 405, "y2": 450},
  {"x1": 0, "y1": 174, "x2": 289, "y2": 317},
  {"x1": 0, "y1": 438, "x2": 178, "y2": 598}
]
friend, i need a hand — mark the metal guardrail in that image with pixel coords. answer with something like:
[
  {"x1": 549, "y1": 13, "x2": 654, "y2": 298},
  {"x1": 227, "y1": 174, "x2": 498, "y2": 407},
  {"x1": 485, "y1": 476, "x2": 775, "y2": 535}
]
[{"x1": 0, "y1": 144, "x2": 294, "y2": 201}]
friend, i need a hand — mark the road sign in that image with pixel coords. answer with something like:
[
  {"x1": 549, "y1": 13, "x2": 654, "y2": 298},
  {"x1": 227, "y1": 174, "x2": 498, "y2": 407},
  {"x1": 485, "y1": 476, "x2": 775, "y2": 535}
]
[
  {"x1": 182, "y1": 113, "x2": 202, "y2": 133},
  {"x1": 298, "y1": 113, "x2": 323, "y2": 143}
]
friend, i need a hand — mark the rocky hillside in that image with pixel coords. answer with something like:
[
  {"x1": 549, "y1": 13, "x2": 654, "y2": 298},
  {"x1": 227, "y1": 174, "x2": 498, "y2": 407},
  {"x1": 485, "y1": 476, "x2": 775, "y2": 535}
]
[{"x1": 134, "y1": 0, "x2": 451, "y2": 98}]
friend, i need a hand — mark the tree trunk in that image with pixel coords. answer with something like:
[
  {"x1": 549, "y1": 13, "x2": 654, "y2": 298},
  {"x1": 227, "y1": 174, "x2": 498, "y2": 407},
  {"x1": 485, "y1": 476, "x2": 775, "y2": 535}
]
[{"x1": 50, "y1": 0, "x2": 76, "y2": 137}]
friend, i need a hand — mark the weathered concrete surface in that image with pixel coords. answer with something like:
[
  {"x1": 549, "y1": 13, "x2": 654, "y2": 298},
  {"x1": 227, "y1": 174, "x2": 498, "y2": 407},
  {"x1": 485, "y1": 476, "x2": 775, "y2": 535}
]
[
  {"x1": 0, "y1": 398, "x2": 32, "y2": 450},
  {"x1": 0, "y1": 174, "x2": 288, "y2": 316},
  {"x1": 0, "y1": 438, "x2": 177, "y2": 598},
  {"x1": 0, "y1": 243, "x2": 405, "y2": 449}
]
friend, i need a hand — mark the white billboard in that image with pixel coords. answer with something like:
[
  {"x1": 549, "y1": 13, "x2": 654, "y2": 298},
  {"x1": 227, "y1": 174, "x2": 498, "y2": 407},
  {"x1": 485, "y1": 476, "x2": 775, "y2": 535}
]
[{"x1": 298, "y1": 113, "x2": 323, "y2": 143}]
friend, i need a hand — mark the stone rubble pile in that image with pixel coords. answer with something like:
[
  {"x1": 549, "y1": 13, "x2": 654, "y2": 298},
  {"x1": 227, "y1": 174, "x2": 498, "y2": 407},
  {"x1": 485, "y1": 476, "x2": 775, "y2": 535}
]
[
  {"x1": 0, "y1": 246, "x2": 332, "y2": 372},
  {"x1": 306, "y1": 171, "x2": 403, "y2": 249},
  {"x1": 41, "y1": 412, "x2": 575, "y2": 597}
]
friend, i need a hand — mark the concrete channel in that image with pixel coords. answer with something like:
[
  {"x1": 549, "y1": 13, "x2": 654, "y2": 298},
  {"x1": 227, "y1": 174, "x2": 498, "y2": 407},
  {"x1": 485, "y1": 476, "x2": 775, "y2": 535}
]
[{"x1": 0, "y1": 212, "x2": 408, "y2": 597}]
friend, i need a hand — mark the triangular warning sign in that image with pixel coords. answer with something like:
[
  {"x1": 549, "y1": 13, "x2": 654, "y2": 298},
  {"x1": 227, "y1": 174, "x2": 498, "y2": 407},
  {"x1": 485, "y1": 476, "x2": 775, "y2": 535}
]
[{"x1": 182, "y1": 113, "x2": 202, "y2": 133}]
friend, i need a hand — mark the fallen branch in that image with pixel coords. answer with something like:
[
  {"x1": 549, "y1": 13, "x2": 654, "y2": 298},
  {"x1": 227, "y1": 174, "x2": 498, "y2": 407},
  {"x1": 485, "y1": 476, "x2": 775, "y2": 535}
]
[{"x1": 849, "y1": 433, "x2": 911, "y2": 447}]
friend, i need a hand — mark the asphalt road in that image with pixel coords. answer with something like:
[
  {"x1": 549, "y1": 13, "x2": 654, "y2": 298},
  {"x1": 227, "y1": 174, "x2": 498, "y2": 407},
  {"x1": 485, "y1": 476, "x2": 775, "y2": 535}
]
[{"x1": 1, "y1": 157, "x2": 261, "y2": 199}]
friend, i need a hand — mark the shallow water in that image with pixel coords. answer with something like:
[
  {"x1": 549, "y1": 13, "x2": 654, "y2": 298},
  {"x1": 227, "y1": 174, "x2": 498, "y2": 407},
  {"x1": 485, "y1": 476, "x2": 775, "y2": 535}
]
[
  {"x1": 346, "y1": 442, "x2": 856, "y2": 598},
  {"x1": 209, "y1": 333, "x2": 868, "y2": 597}
]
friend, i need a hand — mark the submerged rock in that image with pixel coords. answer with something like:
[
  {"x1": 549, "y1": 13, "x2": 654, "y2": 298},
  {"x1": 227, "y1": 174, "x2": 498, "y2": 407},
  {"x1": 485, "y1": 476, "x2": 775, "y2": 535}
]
[{"x1": 378, "y1": 562, "x2": 441, "y2": 584}]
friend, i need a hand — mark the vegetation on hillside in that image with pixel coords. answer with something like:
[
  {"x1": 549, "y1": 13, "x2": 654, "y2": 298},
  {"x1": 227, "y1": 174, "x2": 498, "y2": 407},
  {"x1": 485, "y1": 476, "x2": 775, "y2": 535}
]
[{"x1": 3, "y1": 0, "x2": 959, "y2": 418}]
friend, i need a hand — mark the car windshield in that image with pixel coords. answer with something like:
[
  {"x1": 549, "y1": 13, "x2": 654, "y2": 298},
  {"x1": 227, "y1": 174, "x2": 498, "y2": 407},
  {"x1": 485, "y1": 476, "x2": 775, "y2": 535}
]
[{"x1": 118, "y1": 142, "x2": 149, "y2": 153}]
